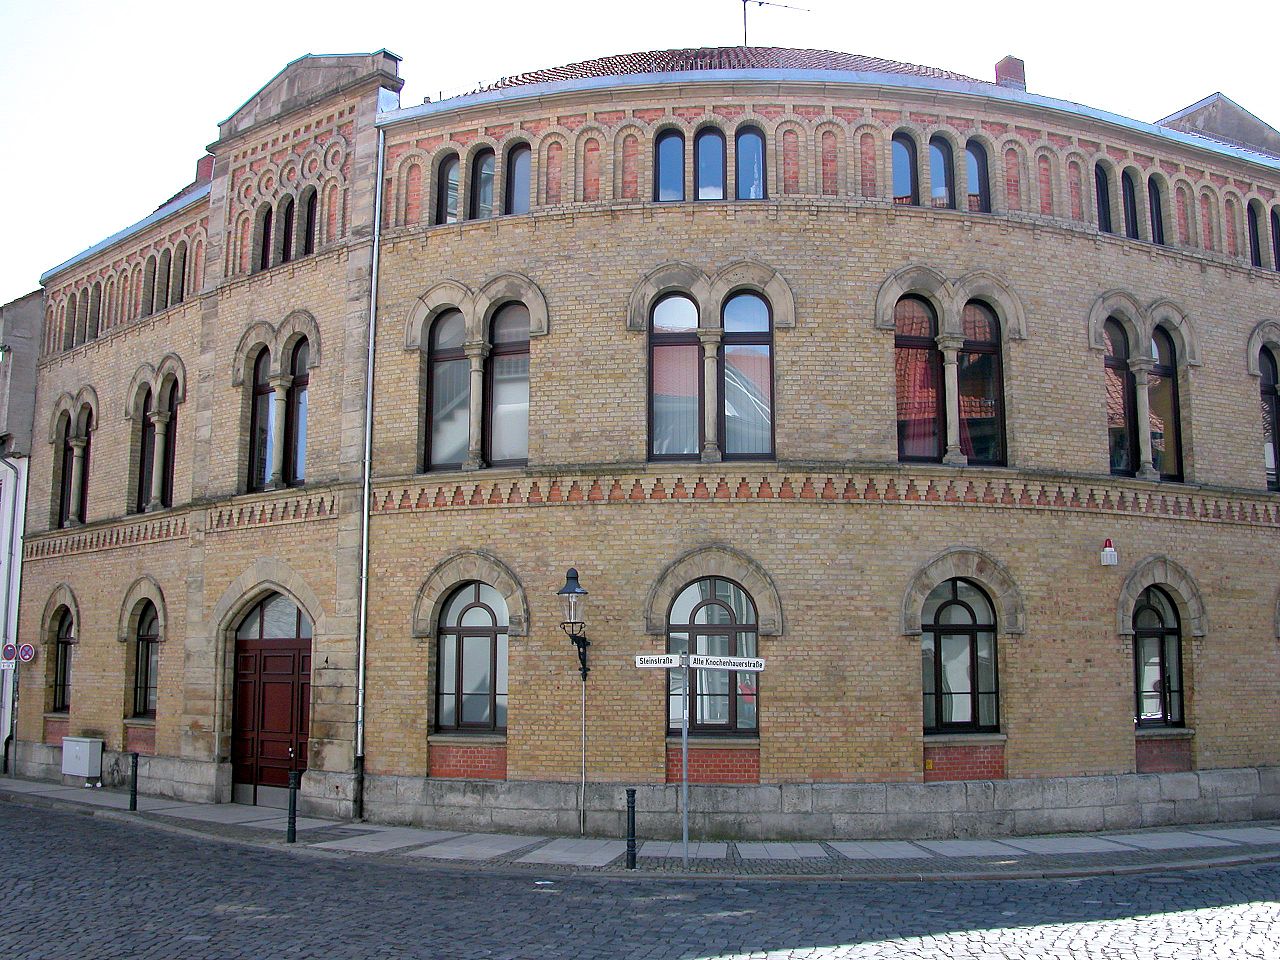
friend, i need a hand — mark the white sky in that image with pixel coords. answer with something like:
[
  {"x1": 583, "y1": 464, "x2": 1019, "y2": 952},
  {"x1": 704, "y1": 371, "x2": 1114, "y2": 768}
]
[{"x1": 1, "y1": 0, "x2": 1274, "y2": 305}]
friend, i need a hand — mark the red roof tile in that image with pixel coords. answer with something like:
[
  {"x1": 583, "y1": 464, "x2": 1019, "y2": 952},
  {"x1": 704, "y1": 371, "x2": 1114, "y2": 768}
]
[{"x1": 484, "y1": 46, "x2": 977, "y2": 91}]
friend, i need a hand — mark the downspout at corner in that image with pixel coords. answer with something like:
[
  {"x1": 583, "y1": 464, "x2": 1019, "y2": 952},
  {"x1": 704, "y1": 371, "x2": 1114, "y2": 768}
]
[{"x1": 353, "y1": 125, "x2": 386, "y2": 820}]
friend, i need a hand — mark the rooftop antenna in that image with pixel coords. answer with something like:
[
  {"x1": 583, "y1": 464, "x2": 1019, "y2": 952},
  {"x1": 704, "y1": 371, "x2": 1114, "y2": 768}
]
[{"x1": 741, "y1": 0, "x2": 810, "y2": 46}]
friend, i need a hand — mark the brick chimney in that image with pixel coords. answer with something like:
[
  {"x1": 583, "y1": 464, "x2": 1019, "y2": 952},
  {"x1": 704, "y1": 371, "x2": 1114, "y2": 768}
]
[
  {"x1": 195, "y1": 154, "x2": 215, "y2": 183},
  {"x1": 995, "y1": 56, "x2": 1026, "y2": 91}
]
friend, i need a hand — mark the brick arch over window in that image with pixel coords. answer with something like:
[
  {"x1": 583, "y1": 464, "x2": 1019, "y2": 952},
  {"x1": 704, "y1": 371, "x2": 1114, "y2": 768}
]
[
  {"x1": 644, "y1": 545, "x2": 783, "y2": 636},
  {"x1": 707, "y1": 260, "x2": 796, "y2": 329},
  {"x1": 156, "y1": 353, "x2": 187, "y2": 406},
  {"x1": 230, "y1": 311, "x2": 322, "y2": 384},
  {"x1": 48, "y1": 394, "x2": 76, "y2": 444},
  {"x1": 873, "y1": 265, "x2": 951, "y2": 331},
  {"x1": 627, "y1": 262, "x2": 713, "y2": 332},
  {"x1": 1086, "y1": 290, "x2": 1145, "y2": 354},
  {"x1": 902, "y1": 547, "x2": 1025, "y2": 636},
  {"x1": 41, "y1": 583, "x2": 81, "y2": 642},
  {"x1": 1117, "y1": 556, "x2": 1207, "y2": 638},
  {"x1": 209, "y1": 558, "x2": 328, "y2": 642},
  {"x1": 474, "y1": 273, "x2": 550, "y2": 338},
  {"x1": 411, "y1": 551, "x2": 529, "y2": 640},
  {"x1": 951, "y1": 270, "x2": 1028, "y2": 341},
  {"x1": 404, "y1": 279, "x2": 475, "y2": 350},
  {"x1": 117, "y1": 575, "x2": 166, "y2": 644},
  {"x1": 124, "y1": 363, "x2": 159, "y2": 420},
  {"x1": 1246, "y1": 319, "x2": 1280, "y2": 376},
  {"x1": 230, "y1": 322, "x2": 277, "y2": 386}
]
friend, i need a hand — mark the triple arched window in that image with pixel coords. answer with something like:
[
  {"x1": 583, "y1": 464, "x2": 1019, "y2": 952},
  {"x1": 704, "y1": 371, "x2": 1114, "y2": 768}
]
[
  {"x1": 666, "y1": 578, "x2": 759, "y2": 735},
  {"x1": 247, "y1": 339, "x2": 310, "y2": 491},
  {"x1": 661, "y1": 127, "x2": 768, "y2": 203},
  {"x1": 254, "y1": 189, "x2": 317, "y2": 273},
  {"x1": 894, "y1": 297, "x2": 1005, "y2": 466},
  {"x1": 649, "y1": 291, "x2": 774, "y2": 461},
  {"x1": 425, "y1": 303, "x2": 531, "y2": 471},
  {"x1": 435, "y1": 582, "x2": 509, "y2": 732},
  {"x1": 921, "y1": 578, "x2": 998, "y2": 733}
]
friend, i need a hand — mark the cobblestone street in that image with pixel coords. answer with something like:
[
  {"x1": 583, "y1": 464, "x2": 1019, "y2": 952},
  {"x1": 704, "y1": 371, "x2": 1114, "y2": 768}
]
[{"x1": 1, "y1": 804, "x2": 1278, "y2": 959}]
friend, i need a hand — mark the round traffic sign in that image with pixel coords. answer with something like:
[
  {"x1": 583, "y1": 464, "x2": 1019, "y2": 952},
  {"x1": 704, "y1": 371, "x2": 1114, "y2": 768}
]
[
  {"x1": 18, "y1": 643, "x2": 35, "y2": 663},
  {"x1": 1, "y1": 643, "x2": 14, "y2": 662}
]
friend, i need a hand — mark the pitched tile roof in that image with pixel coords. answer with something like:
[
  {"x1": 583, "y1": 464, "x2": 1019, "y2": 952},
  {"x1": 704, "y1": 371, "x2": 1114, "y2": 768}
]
[{"x1": 484, "y1": 46, "x2": 978, "y2": 91}]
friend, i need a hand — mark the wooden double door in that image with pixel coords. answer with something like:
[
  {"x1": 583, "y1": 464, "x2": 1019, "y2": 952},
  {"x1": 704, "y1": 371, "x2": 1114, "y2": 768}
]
[{"x1": 231, "y1": 594, "x2": 312, "y2": 802}]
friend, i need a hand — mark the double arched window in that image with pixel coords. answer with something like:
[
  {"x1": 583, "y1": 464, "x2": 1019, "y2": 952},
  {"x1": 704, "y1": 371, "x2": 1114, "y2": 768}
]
[
  {"x1": 1148, "y1": 329, "x2": 1182, "y2": 481},
  {"x1": 55, "y1": 406, "x2": 93, "y2": 527},
  {"x1": 1133, "y1": 586, "x2": 1183, "y2": 727},
  {"x1": 133, "y1": 601, "x2": 159, "y2": 719},
  {"x1": 921, "y1": 578, "x2": 998, "y2": 733},
  {"x1": 894, "y1": 297, "x2": 942, "y2": 461},
  {"x1": 284, "y1": 340, "x2": 309, "y2": 485},
  {"x1": 435, "y1": 582, "x2": 509, "y2": 732},
  {"x1": 426, "y1": 310, "x2": 469, "y2": 470},
  {"x1": 721, "y1": 292, "x2": 774, "y2": 458},
  {"x1": 1260, "y1": 347, "x2": 1279, "y2": 490},
  {"x1": 1104, "y1": 319, "x2": 1138, "y2": 476},
  {"x1": 485, "y1": 304, "x2": 531, "y2": 466},
  {"x1": 649, "y1": 294, "x2": 701, "y2": 459},
  {"x1": 1102, "y1": 319, "x2": 1182, "y2": 481},
  {"x1": 958, "y1": 302, "x2": 1005, "y2": 465},
  {"x1": 51, "y1": 609, "x2": 75, "y2": 713},
  {"x1": 133, "y1": 382, "x2": 179, "y2": 513},
  {"x1": 666, "y1": 578, "x2": 758, "y2": 735},
  {"x1": 248, "y1": 349, "x2": 275, "y2": 491},
  {"x1": 247, "y1": 339, "x2": 310, "y2": 491}
]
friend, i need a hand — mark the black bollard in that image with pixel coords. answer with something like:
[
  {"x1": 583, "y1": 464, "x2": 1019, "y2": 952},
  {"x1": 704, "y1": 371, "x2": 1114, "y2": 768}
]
[
  {"x1": 287, "y1": 770, "x2": 299, "y2": 844},
  {"x1": 625, "y1": 788, "x2": 637, "y2": 869},
  {"x1": 129, "y1": 753, "x2": 139, "y2": 811}
]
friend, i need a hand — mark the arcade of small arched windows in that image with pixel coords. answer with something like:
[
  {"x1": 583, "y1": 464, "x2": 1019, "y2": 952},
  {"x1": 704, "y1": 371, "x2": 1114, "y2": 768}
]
[
  {"x1": 384, "y1": 109, "x2": 1280, "y2": 274},
  {"x1": 44, "y1": 232, "x2": 206, "y2": 356}
]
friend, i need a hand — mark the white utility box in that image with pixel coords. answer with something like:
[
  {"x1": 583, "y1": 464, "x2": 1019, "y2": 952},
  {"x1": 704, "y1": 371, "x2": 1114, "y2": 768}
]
[{"x1": 61, "y1": 737, "x2": 103, "y2": 778}]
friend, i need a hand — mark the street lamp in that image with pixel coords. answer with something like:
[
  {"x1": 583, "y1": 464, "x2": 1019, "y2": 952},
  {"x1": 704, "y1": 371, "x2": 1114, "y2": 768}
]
[{"x1": 557, "y1": 567, "x2": 589, "y2": 681}]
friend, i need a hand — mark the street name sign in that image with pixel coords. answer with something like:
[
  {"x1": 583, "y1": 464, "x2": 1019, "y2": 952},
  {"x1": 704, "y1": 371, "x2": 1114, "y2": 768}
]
[
  {"x1": 688, "y1": 655, "x2": 764, "y2": 672},
  {"x1": 635, "y1": 654, "x2": 682, "y2": 668}
]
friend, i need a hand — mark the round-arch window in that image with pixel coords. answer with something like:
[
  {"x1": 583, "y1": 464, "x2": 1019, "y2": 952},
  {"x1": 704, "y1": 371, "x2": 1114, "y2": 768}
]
[
  {"x1": 650, "y1": 294, "x2": 701, "y2": 459},
  {"x1": 236, "y1": 593, "x2": 312, "y2": 641},
  {"x1": 921, "y1": 578, "x2": 998, "y2": 732},
  {"x1": 436, "y1": 582, "x2": 509, "y2": 732},
  {"x1": 134, "y1": 600, "x2": 160, "y2": 718},
  {"x1": 666, "y1": 578, "x2": 758, "y2": 734},
  {"x1": 721, "y1": 292, "x2": 773, "y2": 458},
  {"x1": 1133, "y1": 585, "x2": 1183, "y2": 727}
]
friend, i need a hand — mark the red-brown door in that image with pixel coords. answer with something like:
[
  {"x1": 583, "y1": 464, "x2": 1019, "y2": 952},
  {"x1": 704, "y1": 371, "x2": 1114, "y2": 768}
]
[{"x1": 232, "y1": 595, "x2": 312, "y2": 795}]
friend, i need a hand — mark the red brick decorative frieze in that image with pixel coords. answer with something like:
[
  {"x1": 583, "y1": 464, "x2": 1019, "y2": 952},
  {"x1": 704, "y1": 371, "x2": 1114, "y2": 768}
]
[{"x1": 25, "y1": 516, "x2": 189, "y2": 561}]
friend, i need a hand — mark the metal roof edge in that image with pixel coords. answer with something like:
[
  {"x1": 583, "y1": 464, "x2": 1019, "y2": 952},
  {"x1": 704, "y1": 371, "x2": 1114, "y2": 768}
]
[
  {"x1": 39, "y1": 182, "x2": 211, "y2": 287},
  {"x1": 376, "y1": 69, "x2": 1280, "y2": 173}
]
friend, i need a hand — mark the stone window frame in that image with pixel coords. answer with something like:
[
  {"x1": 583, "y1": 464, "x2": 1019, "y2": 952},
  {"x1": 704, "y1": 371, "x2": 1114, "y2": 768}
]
[
  {"x1": 629, "y1": 260, "x2": 796, "y2": 464},
  {"x1": 1246, "y1": 319, "x2": 1280, "y2": 491},
  {"x1": 875, "y1": 266, "x2": 1027, "y2": 468},
  {"x1": 644, "y1": 545, "x2": 783, "y2": 637},
  {"x1": 124, "y1": 355, "x2": 187, "y2": 514},
  {"x1": 1087, "y1": 291, "x2": 1201, "y2": 482},
  {"x1": 231, "y1": 311, "x2": 322, "y2": 494},
  {"x1": 47, "y1": 386, "x2": 98, "y2": 528},
  {"x1": 117, "y1": 576, "x2": 168, "y2": 722},
  {"x1": 404, "y1": 274, "x2": 550, "y2": 473},
  {"x1": 40, "y1": 584, "x2": 80, "y2": 715},
  {"x1": 919, "y1": 577, "x2": 1001, "y2": 735}
]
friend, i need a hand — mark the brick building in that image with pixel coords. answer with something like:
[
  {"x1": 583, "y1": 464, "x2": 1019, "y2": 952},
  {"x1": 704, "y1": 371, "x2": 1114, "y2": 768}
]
[{"x1": 14, "y1": 47, "x2": 1280, "y2": 838}]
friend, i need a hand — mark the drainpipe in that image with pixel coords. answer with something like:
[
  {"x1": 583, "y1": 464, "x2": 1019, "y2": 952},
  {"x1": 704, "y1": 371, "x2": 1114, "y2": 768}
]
[
  {"x1": 0, "y1": 453, "x2": 26, "y2": 775},
  {"x1": 353, "y1": 125, "x2": 386, "y2": 819}
]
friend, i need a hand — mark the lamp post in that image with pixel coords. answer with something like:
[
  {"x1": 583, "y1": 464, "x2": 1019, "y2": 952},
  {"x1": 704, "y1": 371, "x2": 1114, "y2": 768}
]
[{"x1": 558, "y1": 568, "x2": 589, "y2": 834}]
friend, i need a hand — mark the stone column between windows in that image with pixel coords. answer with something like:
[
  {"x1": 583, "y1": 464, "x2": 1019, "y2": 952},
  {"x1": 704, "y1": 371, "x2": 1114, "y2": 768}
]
[
  {"x1": 698, "y1": 329, "x2": 722, "y2": 463},
  {"x1": 266, "y1": 374, "x2": 291, "y2": 489},
  {"x1": 937, "y1": 334, "x2": 968, "y2": 466},
  {"x1": 147, "y1": 411, "x2": 171, "y2": 511},
  {"x1": 1130, "y1": 356, "x2": 1159, "y2": 480},
  {"x1": 67, "y1": 437, "x2": 87, "y2": 526},
  {"x1": 463, "y1": 342, "x2": 490, "y2": 471}
]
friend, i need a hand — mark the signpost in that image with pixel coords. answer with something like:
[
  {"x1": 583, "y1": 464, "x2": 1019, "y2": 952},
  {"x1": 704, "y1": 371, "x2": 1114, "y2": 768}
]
[{"x1": 635, "y1": 652, "x2": 766, "y2": 868}]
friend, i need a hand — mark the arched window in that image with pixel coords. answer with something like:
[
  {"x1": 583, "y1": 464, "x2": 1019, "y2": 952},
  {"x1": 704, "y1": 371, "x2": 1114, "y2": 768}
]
[
  {"x1": 735, "y1": 127, "x2": 766, "y2": 200},
  {"x1": 435, "y1": 582, "x2": 509, "y2": 732},
  {"x1": 1272, "y1": 209, "x2": 1280, "y2": 270},
  {"x1": 921, "y1": 578, "x2": 998, "y2": 733},
  {"x1": 77, "y1": 409, "x2": 93, "y2": 523},
  {"x1": 1121, "y1": 171, "x2": 1139, "y2": 239},
  {"x1": 965, "y1": 140, "x2": 990, "y2": 213},
  {"x1": 721, "y1": 292, "x2": 773, "y2": 459},
  {"x1": 171, "y1": 242, "x2": 187, "y2": 304},
  {"x1": 1247, "y1": 204, "x2": 1263, "y2": 267},
  {"x1": 1104, "y1": 318, "x2": 1137, "y2": 476},
  {"x1": 649, "y1": 294, "x2": 700, "y2": 460},
  {"x1": 469, "y1": 149, "x2": 495, "y2": 220},
  {"x1": 504, "y1": 144, "x2": 531, "y2": 215},
  {"x1": 52, "y1": 609, "x2": 75, "y2": 713},
  {"x1": 1149, "y1": 328, "x2": 1182, "y2": 482},
  {"x1": 485, "y1": 303, "x2": 530, "y2": 466},
  {"x1": 1148, "y1": 177, "x2": 1166, "y2": 245},
  {"x1": 666, "y1": 578, "x2": 758, "y2": 734},
  {"x1": 426, "y1": 309, "x2": 468, "y2": 470},
  {"x1": 1133, "y1": 585, "x2": 1183, "y2": 727},
  {"x1": 135, "y1": 388, "x2": 155, "y2": 514},
  {"x1": 435, "y1": 154, "x2": 460, "y2": 225},
  {"x1": 302, "y1": 188, "x2": 318, "y2": 256},
  {"x1": 247, "y1": 349, "x2": 274, "y2": 491},
  {"x1": 892, "y1": 134, "x2": 918, "y2": 205},
  {"x1": 279, "y1": 196, "x2": 296, "y2": 263},
  {"x1": 57, "y1": 418, "x2": 74, "y2": 527},
  {"x1": 1095, "y1": 164, "x2": 1113, "y2": 233},
  {"x1": 1261, "y1": 347, "x2": 1279, "y2": 490},
  {"x1": 257, "y1": 205, "x2": 273, "y2": 272},
  {"x1": 958, "y1": 302, "x2": 1005, "y2": 465},
  {"x1": 694, "y1": 127, "x2": 725, "y2": 200},
  {"x1": 655, "y1": 130, "x2": 685, "y2": 202},
  {"x1": 160, "y1": 385, "x2": 178, "y2": 508},
  {"x1": 895, "y1": 296, "x2": 942, "y2": 462},
  {"x1": 928, "y1": 137, "x2": 955, "y2": 210},
  {"x1": 133, "y1": 601, "x2": 159, "y2": 718},
  {"x1": 284, "y1": 339, "x2": 309, "y2": 485}
]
